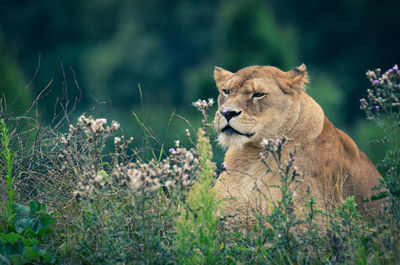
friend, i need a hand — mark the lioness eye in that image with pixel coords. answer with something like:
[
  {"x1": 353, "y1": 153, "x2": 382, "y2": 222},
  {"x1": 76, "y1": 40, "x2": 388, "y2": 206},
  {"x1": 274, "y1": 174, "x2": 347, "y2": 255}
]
[
  {"x1": 222, "y1": 89, "x2": 230, "y2": 95},
  {"x1": 252, "y1": 92, "x2": 265, "y2": 99}
]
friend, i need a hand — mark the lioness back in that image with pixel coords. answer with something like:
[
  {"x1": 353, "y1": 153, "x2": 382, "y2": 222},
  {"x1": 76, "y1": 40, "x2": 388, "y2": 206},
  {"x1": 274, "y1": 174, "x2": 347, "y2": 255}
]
[{"x1": 213, "y1": 64, "x2": 381, "y2": 219}]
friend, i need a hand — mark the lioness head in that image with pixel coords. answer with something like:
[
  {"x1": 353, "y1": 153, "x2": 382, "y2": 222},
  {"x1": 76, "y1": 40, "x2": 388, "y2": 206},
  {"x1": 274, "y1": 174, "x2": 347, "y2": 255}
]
[{"x1": 214, "y1": 64, "x2": 309, "y2": 148}]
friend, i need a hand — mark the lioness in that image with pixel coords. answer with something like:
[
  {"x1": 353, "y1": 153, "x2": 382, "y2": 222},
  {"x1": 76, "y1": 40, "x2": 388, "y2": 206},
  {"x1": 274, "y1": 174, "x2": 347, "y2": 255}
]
[{"x1": 213, "y1": 64, "x2": 381, "y2": 220}]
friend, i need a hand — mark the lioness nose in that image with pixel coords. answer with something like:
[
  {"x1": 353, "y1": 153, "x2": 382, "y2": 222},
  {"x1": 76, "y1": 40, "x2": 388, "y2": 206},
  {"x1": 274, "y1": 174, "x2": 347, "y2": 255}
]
[{"x1": 221, "y1": 109, "x2": 242, "y2": 122}]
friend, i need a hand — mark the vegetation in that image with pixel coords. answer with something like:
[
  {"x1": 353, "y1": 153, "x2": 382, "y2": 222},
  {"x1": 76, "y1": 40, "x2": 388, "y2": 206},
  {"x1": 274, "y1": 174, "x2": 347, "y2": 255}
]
[{"x1": 0, "y1": 65, "x2": 400, "y2": 264}]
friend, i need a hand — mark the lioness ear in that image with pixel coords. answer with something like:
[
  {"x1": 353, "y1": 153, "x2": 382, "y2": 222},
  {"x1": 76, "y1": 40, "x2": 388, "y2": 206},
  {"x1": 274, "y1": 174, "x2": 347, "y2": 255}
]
[
  {"x1": 278, "y1": 63, "x2": 309, "y2": 93},
  {"x1": 214, "y1": 67, "x2": 233, "y2": 88}
]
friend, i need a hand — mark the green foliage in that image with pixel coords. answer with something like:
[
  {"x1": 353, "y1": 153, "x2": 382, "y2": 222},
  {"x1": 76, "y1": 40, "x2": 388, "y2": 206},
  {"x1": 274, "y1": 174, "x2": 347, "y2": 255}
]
[
  {"x1": 215, "y1": 0, "x2": 297, "y2": 70},
  {"x1": 0, "y1": 119, "x2": 16, "y2": 225},
  {"x1": 355, "y1": 119, "x2": 391, "y2": 165},
  {"x1": 361, "y1": 66, "x2": 400, "y2": 202},
  {"x1": 0, "y1": 36, "x2": 30, "y2": 113},
  {"x1": 1, "y1": 119, "x2": 56, "y2": 264},
  {"x1": 71, "y1": 191, "x2": 177, "y2": 264},
  {"x1": 3, "y1": 64, "x2": 400, "y2": 263},
  {"x1": 175, "y1": 128, "x2": 221, "y2": 265},
  {"x1": 360, "y1": 65, "x2": 400, "y2": 261},
  {"x1": 307, "y1": 71, "x2": 345, "y2": 128},
  {"x1": 0, "y1": 201, "x2": 56, "y2": 264}
]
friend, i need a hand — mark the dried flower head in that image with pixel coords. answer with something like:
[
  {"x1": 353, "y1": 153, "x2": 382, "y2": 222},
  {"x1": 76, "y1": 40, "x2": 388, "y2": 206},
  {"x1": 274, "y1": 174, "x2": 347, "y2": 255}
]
[
  {"x1": 193, "y1": 98, "x2": 215, "y2": 131},
  {"x1": 110, "y1": 144, "x2": 199, "y2": 194},
  {"x1": 361, "y1": 65, "x2": 400, "y2": 119},
  {"x1": 261, "y1": 136, "x2": 289, "y2": 153},
  {"x1": 192, "y1": 98, "x2": 214, "y2": 112}
]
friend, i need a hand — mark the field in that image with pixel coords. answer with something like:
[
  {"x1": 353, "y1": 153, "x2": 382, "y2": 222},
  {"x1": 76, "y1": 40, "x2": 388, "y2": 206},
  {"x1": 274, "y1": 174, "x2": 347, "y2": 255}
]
[{"x1": 1, "y1": 66, "x2": 400, "y2": 264}]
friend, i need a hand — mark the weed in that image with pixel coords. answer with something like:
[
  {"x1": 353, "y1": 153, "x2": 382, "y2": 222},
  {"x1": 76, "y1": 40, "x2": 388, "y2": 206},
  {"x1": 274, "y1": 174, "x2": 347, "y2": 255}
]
[
  {"x1": 175, "y1": 128, "x2": 221, "y2": 265},
  {"x1": 0, "y1": 119, "x2": 16, "y2": 226}
]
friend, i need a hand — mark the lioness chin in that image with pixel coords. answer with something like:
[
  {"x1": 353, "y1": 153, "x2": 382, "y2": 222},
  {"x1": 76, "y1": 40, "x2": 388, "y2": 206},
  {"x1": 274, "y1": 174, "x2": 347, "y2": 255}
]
[{"x1": 213, "y1": 64, "x2": 381, "y2": 222}]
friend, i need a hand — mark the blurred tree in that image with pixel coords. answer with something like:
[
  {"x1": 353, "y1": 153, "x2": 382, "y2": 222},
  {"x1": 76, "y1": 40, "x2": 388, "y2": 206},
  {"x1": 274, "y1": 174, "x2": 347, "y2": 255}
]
[
  {"x1": 184, "y1": 0, "x2": 298, "y2": 103},
  {"x1": 0, "y1": 34, "x2": 31, "y2": 114},
  {"x1": 80, "y1": 0, "x2": 217, "y2": 109},
  {"x1": 268, "y1": 0, "x2": 400, "y2": 124},
  {"x1": 306, "y1": 71, "x2": 345, "y2": 128},
  {"x1": 215, "y1": 0, "x2": 297, "y2": 70}
]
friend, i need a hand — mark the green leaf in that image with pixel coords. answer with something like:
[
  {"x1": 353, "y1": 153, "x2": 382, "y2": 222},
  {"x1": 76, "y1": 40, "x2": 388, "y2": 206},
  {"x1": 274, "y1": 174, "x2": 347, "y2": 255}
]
[
  {"x1": 22, "y1": 237, "x2": 35, "y2": 247},
  {"x1": 34, "y1": 214, "x2": 56, "y2": 236},
  {"x1": 0, "y1": 241, "x2": 11, "y2": 264},
  {"x1": 10, "y1": 255, "x2": 24, "y2": 265},
  {"x1": 12, "y1": 203, "x2": 34, "y2": 233},
  {"x1": 23, "y1": 246, "x2": 40, "y2": 261},
  {"x1": 0, "y1": 238, "x2": 25, "y2": 259},
  {"x1": 0, "y1": 232, "x2": 22, "y2": 244},
  {"x1": 367, "y1": 191, "x2": 389, "y2": 202},
  {"x1": 29, "y1": 201, "x2": 46, "y2": 214},
  {"x1": 12, "y1": 201, "x2": 55, "y2": 236},
  {"x1": 39, "y1": 250, "x2": 56, "y2": 264}
]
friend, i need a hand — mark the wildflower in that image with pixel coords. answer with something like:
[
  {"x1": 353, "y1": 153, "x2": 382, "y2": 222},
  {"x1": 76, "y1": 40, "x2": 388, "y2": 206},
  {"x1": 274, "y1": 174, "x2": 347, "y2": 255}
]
[
  {"x1": 169, "y1": 148, "x2": 176, "y2": 153},
  {"x1": 192, "y1": 100, "x2": 203, "y2": 109},
  {"x1": 375, "y1": 105, "x2": 380, "y2": 109},
  {"x1": 78, "y1": 115, "x2": 85, "y2": 124},
  {"x1": 165, "y1": 180, "x2": 175, "y2": 188},
  {"x1": 114, "y1": 137, "x2": 121, "y2": 145},
  {"x1": 73, "y1": 190, "x2": 82, "y2": 200},
  {"x1": 185, "y1": 152, "x2": 194, "y2": 160},
  {"x1": 222, "y1": 163, "x2": 227, "y2": 170},
  {"x1": 95, "y1": 118, "x2": 107, "y2": 126},
  {"x1": 111, "y1": 120, "x2": 120, "y2": 131},
  {"x1": 360, "y1": 99, "x2": 365, "y2": 102},
  {"x1": 94, "y1": 174, "x2": 104, "y2": 187},
  {"x1": 393, "y1": 65, "x2": 398, "y2": 71},
  {"x1": 60, "y1": 136, "x2": 68, "y2": 145},
  {"x1": 185, "y1": 128, "x2": 191, "y2": 138},
  {"x1": 192, "y1": 98, "x2": 214, "y2": 111},
  {"x1": 373, "y1": 80, "x2": 379, "y2": 85}
]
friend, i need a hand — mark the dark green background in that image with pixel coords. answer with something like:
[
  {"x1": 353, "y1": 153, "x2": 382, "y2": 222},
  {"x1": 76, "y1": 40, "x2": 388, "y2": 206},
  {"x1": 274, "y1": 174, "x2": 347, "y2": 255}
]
[{"x1": 1, "y1": 0, "x2": 399, "y2": 163}]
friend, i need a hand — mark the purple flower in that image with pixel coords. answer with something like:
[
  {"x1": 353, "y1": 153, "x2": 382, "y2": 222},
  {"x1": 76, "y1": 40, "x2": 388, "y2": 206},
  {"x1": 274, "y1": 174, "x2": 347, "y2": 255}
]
[
  {"x1": 222, "y1": 109, "x2": 228, "y2": 113},
  {"x1": 169, "y1": 148, "x2": 175, "y2": 153},
  {"x1": 375, "y1": 105, "x2": 380, "y2": 109},
  {"x1": 360, "y1": 99, "x2": 365, "y2": 102},
  {"x1": 222, "y1": 163, "x2": 227, "y2": 170},
  {"x1": 373, "y1": 80, "x2": 379, "y2": 85},
  {"x1": 388, "y1": 69, "x2": 393, "y2": 73},
  {"x1": 393, "y1": 65, "x2": 398, "y2": 71}
]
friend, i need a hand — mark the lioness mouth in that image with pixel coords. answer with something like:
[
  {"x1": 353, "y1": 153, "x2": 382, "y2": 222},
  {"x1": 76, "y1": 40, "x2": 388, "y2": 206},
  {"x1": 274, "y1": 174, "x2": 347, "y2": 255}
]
[{"x1": 221, "y1": 125, "x2": 254, "y2": 138}]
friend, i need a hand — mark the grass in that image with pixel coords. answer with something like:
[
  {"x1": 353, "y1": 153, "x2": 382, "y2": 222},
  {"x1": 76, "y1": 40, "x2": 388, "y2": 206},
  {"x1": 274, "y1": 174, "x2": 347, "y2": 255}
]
[{"x1": 0, "y1": 65, "x2": 400, "y2": 264}]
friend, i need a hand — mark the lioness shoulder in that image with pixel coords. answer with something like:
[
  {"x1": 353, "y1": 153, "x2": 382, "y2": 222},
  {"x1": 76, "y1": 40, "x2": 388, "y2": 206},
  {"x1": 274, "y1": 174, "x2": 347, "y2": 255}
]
[{"x1": 213, "y1": 64, "x2": 381, "y2": 218}]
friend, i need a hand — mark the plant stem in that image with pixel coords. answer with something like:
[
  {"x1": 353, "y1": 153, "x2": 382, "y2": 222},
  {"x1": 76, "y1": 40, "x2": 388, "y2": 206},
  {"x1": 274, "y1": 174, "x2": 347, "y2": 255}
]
[{"x1": 0, "y1": 119, "x2": 15, "y2": 223}]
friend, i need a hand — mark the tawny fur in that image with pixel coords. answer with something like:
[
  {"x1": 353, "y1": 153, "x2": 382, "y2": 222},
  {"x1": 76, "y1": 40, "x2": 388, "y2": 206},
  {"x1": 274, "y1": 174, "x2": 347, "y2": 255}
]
[{"x1": 213, "y1": 64, "x2": 381, "y2": 221}]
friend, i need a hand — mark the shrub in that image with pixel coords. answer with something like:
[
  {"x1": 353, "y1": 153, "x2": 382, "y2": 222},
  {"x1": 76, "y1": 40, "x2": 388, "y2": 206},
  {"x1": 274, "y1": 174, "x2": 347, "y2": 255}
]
[{"x1": 175, "y1": 128, "x2": 222, "y2": 265}]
